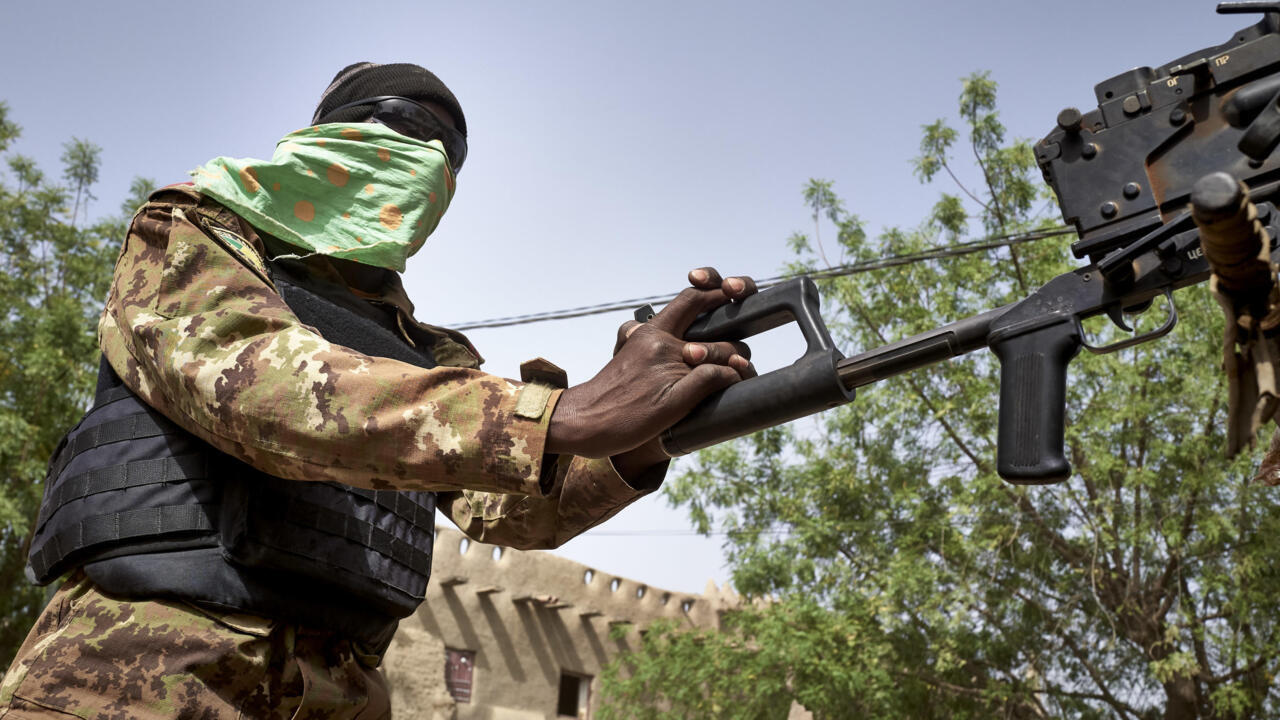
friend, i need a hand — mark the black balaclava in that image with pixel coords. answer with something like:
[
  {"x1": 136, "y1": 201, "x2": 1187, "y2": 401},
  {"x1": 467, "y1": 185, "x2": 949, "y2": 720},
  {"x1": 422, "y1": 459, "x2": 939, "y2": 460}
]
[{"x1": 311, "y1": 62, "x2": 467, "y2": 137}]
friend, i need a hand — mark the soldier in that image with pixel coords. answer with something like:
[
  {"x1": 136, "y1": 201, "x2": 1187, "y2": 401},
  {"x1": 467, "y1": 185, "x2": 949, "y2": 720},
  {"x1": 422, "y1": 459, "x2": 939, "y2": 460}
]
[{"x1": 0, "y1": 63, "x2": 756, "y2": 719}]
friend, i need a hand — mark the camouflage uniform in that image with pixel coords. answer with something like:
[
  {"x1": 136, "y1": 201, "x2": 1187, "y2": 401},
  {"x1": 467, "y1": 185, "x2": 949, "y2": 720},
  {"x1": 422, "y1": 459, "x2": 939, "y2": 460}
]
[{"x1": 0, "y1": 185, "x2": 663, "y2": 719}]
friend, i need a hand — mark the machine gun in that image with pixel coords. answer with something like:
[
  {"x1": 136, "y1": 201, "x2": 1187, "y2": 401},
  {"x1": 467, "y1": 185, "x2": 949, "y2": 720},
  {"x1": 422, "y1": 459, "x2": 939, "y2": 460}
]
[{"x1": 657, "y1": 1, "x2": 1280, "y2": 484}]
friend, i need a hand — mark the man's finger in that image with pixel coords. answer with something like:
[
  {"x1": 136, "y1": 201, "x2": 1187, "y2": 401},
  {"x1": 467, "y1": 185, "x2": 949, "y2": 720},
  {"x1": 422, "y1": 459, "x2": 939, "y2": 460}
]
[
  {"x1": 650, "y1": 269, "x2": 756, "y2": 337},
  {"x1": 687, "y1": 343, "x2": 755, "y2": 380},
  {"x1": 722, "y1": 276, "x2": 757, "y2": 301},
  {"x1": 614, "y1": 320, "x2": 642, "y2": 355},
  {"x1": 682, "y1": 341, "x2": 744, "y2": 368},
  {"x1": 651, "y1": 285, "x2": 741, "y2": 337},
  {"x1": 667, "y1": 363, "x2": 742, "y2": 409},
  {"x1": 689, "y1": 267, "x2": 724, "y2": 289}
]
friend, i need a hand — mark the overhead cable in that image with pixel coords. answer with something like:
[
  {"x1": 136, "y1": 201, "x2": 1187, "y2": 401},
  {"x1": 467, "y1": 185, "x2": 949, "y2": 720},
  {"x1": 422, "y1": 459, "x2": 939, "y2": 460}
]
[{"x1": 449, "y1": 226, "x2": 1074, "y2": 330}]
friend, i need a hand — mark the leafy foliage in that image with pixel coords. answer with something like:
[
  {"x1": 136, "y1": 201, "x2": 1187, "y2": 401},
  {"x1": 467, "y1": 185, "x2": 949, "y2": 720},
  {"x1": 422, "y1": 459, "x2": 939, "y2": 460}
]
[
  {"x1": 0, "y1": 101, "x2": 150, "y2": 670},
  {"x1": 601, "y1": 73, "x2": 1280, "y2": 719},
  {"x1": 600, "y1": 601, "x2": 897, "y2": 720}
]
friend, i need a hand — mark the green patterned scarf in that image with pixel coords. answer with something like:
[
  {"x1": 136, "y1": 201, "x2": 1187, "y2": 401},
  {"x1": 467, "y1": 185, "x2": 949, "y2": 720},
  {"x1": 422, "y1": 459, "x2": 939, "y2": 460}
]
[{"x1": 191, "y1": 122, "x2": 454, "y2": 272}]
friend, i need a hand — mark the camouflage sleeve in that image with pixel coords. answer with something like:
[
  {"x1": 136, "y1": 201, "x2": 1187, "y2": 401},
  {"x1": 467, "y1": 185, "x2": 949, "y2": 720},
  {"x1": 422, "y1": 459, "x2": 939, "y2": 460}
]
[
  {"x1": 98, "y1": 190, "x2": 556, "y2": 495},
  {"x1": 438, "y1": 456, "x2": 667, "y2": 550}
]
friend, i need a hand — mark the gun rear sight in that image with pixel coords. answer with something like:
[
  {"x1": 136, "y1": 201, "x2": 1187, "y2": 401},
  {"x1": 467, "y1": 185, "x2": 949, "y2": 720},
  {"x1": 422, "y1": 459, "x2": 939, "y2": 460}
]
[{"x1": 1218, "y1": 2, "x2": 1280, "y2": 15}]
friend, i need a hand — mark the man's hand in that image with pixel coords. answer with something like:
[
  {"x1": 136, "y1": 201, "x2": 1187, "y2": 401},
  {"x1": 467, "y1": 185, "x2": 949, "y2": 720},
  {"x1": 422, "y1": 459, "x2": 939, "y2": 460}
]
[{"x1": 546, "y1": 268, "x2": 757, "y2": 468}]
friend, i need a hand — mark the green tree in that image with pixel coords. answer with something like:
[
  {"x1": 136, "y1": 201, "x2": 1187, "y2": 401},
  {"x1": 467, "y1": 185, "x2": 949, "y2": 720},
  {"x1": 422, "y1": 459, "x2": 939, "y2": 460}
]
[
  {"x1": 602, "y1": 73, "x2": 1280, "y2": 719},
  {"x1": 60, "y1": 138, "x2": 101, "y2": 227},
  {"x1": 0, "y1": 101, "x2": 150, "y2": 670},
  {"x1": 802, "y1": 179, "x2": 845, "y2": 267}
]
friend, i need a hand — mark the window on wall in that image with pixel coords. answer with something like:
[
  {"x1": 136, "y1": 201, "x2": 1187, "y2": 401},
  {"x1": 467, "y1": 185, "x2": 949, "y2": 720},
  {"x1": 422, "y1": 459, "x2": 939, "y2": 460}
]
[
  {"x1": 557, "y1": 672, "x2": 591, "y2": 718},
  {"x1": 444, "y1": 648, "x2": 476, "y2": 704}
]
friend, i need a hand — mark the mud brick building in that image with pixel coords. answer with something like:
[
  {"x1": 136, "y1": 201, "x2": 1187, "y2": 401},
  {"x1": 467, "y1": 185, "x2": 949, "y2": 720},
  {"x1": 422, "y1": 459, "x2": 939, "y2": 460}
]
[{"x1": 382, "y1": 526, "x2": 755, "y2": 719}]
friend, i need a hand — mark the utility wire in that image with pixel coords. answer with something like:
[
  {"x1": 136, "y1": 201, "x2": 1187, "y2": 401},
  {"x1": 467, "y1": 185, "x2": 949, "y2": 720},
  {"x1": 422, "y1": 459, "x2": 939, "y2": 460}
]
[
  {"x1": 585, "y1": 529, "x2": 792, "y2": 537},
  {"x1": 449, "y1": 226, "x2": 1074, "y2": 330}
]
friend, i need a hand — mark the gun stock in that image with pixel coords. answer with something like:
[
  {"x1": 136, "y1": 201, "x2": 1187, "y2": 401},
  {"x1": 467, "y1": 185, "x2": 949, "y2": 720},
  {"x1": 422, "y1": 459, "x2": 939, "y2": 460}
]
[{"x1": 658, "y1": 278, "x2": 852, "y2": 456}]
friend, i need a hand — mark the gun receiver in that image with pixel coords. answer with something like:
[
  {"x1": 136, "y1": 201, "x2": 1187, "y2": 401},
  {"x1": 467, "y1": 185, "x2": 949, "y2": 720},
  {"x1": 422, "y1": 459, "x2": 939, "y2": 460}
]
[
  {"x1": 1038, "y1": 2, "x2": 1280, "y2": 262},
  {"x1": 661, "y1": 3, "x2": 1280, "y2": 483}
]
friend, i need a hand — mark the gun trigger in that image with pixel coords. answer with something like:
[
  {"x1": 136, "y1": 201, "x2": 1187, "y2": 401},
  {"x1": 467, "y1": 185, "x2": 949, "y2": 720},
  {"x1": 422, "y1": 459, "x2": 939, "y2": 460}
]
[
  {"x1": 1079, "y1": 290, "x2": 1179, "y2": 355},
  {"x1": 1106, "y1": 305, "x2": 1133, "y2": 332}
]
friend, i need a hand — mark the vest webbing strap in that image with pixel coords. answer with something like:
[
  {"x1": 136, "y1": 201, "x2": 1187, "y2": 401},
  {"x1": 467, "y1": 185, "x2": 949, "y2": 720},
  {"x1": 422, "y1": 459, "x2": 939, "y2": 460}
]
[
  {"x1": 29, "y1": 503, "x2": 217, "y2": 581},
  {"x1": 282, "y1": 496, "x2": 433, "y2": 575},
  {"x1": 344, "y1": 486, "x2": 435, "y2": 528},
  {"x1": 93, "y1": 384, "x2": 138, "y2": 408},
  {"x1": 47, "y1": 413, "x2": 179, "y2": 485},
  {"x1": 35, "y1": 454, "x2": 209, "y2": 532}
]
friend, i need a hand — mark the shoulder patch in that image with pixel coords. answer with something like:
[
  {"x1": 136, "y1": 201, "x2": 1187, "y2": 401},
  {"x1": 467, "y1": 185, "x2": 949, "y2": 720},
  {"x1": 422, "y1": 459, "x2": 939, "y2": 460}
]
[{"x1": 197, "y1": 216, "x2": 271, "y2": 283}]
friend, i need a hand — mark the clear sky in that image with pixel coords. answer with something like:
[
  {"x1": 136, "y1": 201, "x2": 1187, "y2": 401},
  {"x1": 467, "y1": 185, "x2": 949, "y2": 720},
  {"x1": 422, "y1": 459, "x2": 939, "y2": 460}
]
[{"x1": 0, "y1": 0, "x2": 1248, "y2": 594}]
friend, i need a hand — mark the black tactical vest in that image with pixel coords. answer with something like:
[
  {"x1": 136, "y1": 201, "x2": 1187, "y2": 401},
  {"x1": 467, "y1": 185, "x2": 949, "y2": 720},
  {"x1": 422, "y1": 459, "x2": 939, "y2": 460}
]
[{"x1": 27, "y1": 258, "x2": 439, "y2": 648}]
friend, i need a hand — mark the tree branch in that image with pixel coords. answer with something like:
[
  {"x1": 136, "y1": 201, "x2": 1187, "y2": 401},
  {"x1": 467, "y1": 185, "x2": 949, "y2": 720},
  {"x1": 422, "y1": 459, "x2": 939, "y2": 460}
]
[
  {"x1": 1057, "y1": 630, "x2": 1145, "y2": 718},
  {"x1": 845, "y1": 295, "x2": 992, "y2": 473},
  {"x1": 938, "y1": 157, "x2": 993, "y2": 217}
]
